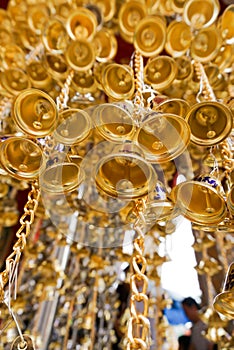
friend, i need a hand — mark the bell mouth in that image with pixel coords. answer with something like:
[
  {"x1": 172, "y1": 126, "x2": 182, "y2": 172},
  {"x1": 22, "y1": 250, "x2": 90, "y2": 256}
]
[{"x1": 213, "y1": 291, "x2": 234, "y2": 320}]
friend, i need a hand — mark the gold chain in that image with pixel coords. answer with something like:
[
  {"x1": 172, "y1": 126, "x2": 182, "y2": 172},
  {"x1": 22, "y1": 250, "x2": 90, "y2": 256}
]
[
  {"x1": 127, "y1": 226, "x2": 150, "y2": 350},
  {"x1": 193, "y1": 60, "x2": 216, "y2": 101},
  {"x1": 0, "y1": 181, "x2": 40, "y2": 298},
  {"x1": 219, "y1": 140, "x2": 234, "y2": 178},
  {"x1": 56, "y1": 69, "x2": 74, "y2": 110}
]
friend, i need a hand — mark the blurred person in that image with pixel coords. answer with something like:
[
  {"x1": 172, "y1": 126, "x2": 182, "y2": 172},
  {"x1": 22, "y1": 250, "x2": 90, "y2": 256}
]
[
  {"x1": 181, "y1": 297, "x2": 215, "y2": 350},
  {"x1": 178, "y1": 335, "x2": 191, "y2": 350}
]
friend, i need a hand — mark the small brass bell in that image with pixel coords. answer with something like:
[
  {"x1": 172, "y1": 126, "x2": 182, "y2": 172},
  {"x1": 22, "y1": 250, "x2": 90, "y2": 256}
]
[
  {"x1": 185, "y1": 101, "x2": 233, "y2": 146},
  {"x1": 53, "y1": 108, "x2": 92, "y2": 146},
  {"x1": 135, "y1": 111, "x2": 191, "y2": 163},
  {"x1": 92, "y1": 102, "x2": 135, "y2": 143},
  {"x1": 133, "y1": 15, "x2": 166, "y2": 57},
  {"x1": 66, "y1": 7, "x2": 97, "y2": 41},
  {"x1": 144, "y1": 56, "x2": 177, "y2": 90},
  {"x1": 42, "y1": 18, "x2": 69, "y2": 54},
  {"x1": 171, "y1": 173, "x2": 227, "y2": 225},
  {"x1": 0, "y1": 68, "x2": 31, "y2": 95},
  {"x1": 27, "y1": 3, "x2": 51, "y2": 35},
  {"x1": 94, "y1": 142, "x2": 157, "y2": 200},
  {"x1": 153, "y1": 98, "x2": 190, "y2": 118},
  {"x1": 71, "y1": 70, "x2": 97, "y2": 94},
  {"x1": 183, "y1": 0, "x2": 220, "y2": 30},
  {"x1": 65, "y1": 39, "x2": 96, "y2": 72},
  {"x1": 26, "y1": 61, "x2": 53, "y2": 90},
  {"x1": 12, "y1": 88, "x2": 58, "y2": 137},
  {"x1": 165, "y1": 20, "x2": 192, "y2": 57},
  {"x1": 93, "y1": 28, "x2": 118, "y2": 62},
  {"x1": 227, "y1": 186, "x2": 234, "y2": 217},
  {"x1": 118, "y1": 0, "x2": 147, "y2": 43},
  {"x1": 174, "y1": 56, "x2": 193, "y2": 81},
  {"x1": 40, "y1": 162, "x2": 85, "y2": 194},
  {"x1": 44, "y1": 53, "x2": 69, "y2": 82},
  {"x1": 220, "y1": 4, "x2": 234, "y2": 44},
  {"x1": 101, "y1": 63, "x2": 135, "y2": 101},
  {"x1": 0, "y1": 136, "x2": 43, "y2": 180},
  {"x1": 213, "y1": 262, "x2": 234, "y2": 320}
]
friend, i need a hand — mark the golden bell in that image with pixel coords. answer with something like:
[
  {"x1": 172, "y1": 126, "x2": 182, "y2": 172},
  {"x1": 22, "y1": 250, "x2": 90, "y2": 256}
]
[
  {"x1": 12, "y1": 88, "x2": 58, "y2": 137},
  {"x1": 40, "y1": 162, "x2": 85, "y2": 194},
  {"x1": 227, "y1": 185, "x2": 234, "y2": 216},
  {"x1": 118, "y1": 0, "x2": 147, "y2": 44},
  {"x1": 65, "y1": 39, "x2": 96, "y2": 72},
  {"x1": 92, "y1": 102, "x2": 135, "y2": 143},
  {"x1": 213, "y1": 262, "x2": 234, "y2": 320},
  {"x1": 0, "y1": 43, "x2": 26, "y2": 71},
  {"x1": 94, "y1": 0, "x2": 115, "y2": 23},
  {"x1": 0, "y1": 183, "x2": 8, "y2": 198},
  {"x1": 171, "y1": 0, "x2": 187, "y2": 13},
  {"x1": 174, "y1": 56, "x2": 193, "y2": 81},
  {"x1": 158, "y1": 0, "x2": 175, "y2": 16},
  {"x1": 0, "y1": 136, "x2": 43, "y2": 180},
  {"x1": 44, "y1": 53, "x2": 69, "y2": 82},
  {"x1": 94, "y1": 142, "x2": 157, "y2": 200},
  {"x1": 153, "y1": 98, "x2": 190, "y2": 118},
  {"x1": 135, "y1": 111, "x2": 191, "y2": 163},
  {"x1": 10, "y1": 334, "x2": 35, "y2": 350},
  {"x1": 171, "y1": 174, "x2": 227, "y2": 225},
  {"x1": 66, "y1": 7, "x2": 97, "y2": 41},
  {"x1": 102, "y1": 63, "x2": 135, "y2": 100},
  {"x1": 0, "y1": 68, "x2": 31, "y2": 95},
  {"x1": 190, "y1": 25, "x2": 222, "y2": 63},
  {"x1": 220, "y1": 4, "x2": 234, "y2": 44},
  {"x1": 26, "y1": 61, "x2": 53, "y2": 90},
  {"x1": 183, "y1": 0, "x2": 220, "y2": 30},
  {"x1": 133, "y1": 15, "x2": 166, "y2": 57},
  {"x1": 27, "y1": 3, "x2": 51, "y2": 35},
  {"x1": 165, "y1": 20, "x2": 193, "y2": 57},
  {"x1": 42, "y1": 18, "x2": 69, "y2": 54},
  {"x1": 144, "y1": 56, "x2": 177, "y2": 90},
  {"x1": 53, "y1": 108, "x2": 92, "y2": 145},
  {"x1": 185, "y1": 101, "x2": 233, "y2": 146},
  {"x1": 71, "y1": 69, "x2": 97, "y2": 95},
  {"x1": 93, "y1": 28, "x2": 118, "y2": 63},
  {"x1": 212, "y1": 45, "x2": 234, "y2": 72}
]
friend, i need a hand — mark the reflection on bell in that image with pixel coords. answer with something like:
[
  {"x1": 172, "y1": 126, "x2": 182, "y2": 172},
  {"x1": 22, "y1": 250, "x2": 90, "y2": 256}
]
[
  {"x1": 171, "y1": 174, "x2": 227, "y2": 225},
  {"x1": 165, "y1": 20, "x2": 192, "y2": 57},
  {"x1": 92, "y1": 102, "x2": 135, "y2": 142},
  {"x1": 183, "y1": 0, "x2": 220, "y2": 30},
  {"x1": 213, "y1": 262, "x2": 234, "y2": 320},
  {"x1": 94, "y1": 143, "x2": 157, "y2": 200},
  {"x1": 185, "y1": 101, "x2": 233, "y2": 146},
  {"x1": 0, "y1": 137, "x2": 43, "y2": 180},
  {"x1": 227, "y1": 186, "x2": 234, "y2": 216},
  {"x1": 66, "y1": 7, "x2": 97, "y2": 41},
  {"x1": 136, "y1": 111, "x2": 191, "y2": 163},
  {"x1": 12, "y1": 88, "x2": 58, "y2": 137},
  {"x1": 40, "y1": 162, "x2": 85, "y2": 194},
  {"x1": 65, "y1": 39, "x2": 96, "y2": 71},
  {"x1": 42, "y1": 18, "x2": 68, "y2": 54},
  {"x1": 102, "y1": 63, "x2": 135, "y2": 100},
  {"x1": 144, "y1": 56, "x2": 177, "y2": 90},
  {"x1": 133, "y1": 15, "x2": 166, "y2": 57},
  {"x1": 153, "y1": 98, "x2": 190, "y2": 117},
  {"x1": 190, "y1": 26, "x2": 222, "y2": 63},
  {"x1": 53, "y1": 108, "x2": 92, "y2": 145},
  {"x1": 118, "y1": 0, "x2": 147, "y2": 43},
  {"x1": 220, "y1": 4, "x2": 234, "y2": 44}
]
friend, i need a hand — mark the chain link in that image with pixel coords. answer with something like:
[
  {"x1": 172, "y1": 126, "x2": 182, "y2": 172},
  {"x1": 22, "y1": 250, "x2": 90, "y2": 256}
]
[
  {"x1": 56, "y1": 69, "x2": 74, "y2": 110},
  {"x1": 0, "y1": 181, "x2": 40, "y2": 296},
  {"x1": 193, "y1": 60, "x2": 216, "y2": 101}
]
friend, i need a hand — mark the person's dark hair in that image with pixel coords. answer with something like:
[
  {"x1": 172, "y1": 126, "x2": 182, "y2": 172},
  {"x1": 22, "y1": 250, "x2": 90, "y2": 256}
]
[
  {"x1": 181, "y1": 297, "x2": 201, "y2": 310},
  {"x1": 178, "y1": 335, "x2": 191, "y2": 349}
]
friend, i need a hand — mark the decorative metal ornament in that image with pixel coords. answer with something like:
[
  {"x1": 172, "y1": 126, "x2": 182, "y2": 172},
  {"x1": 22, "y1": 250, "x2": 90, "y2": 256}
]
[
  {"x1": 153, "y1": 98, "x2": 190, "y2": 118},
  {"x1": 54, "y1": 108, "x2": 92, "y2": 146},
  {"x1": 171, "y1": 0, "x2": 187, "y2": 13},
  {"x1": 183, "y1": 0, "x2": 220, "y2": 30},
  {"x1": 118, "y1": 0, "x2": 147, "y2": 43},
  {"x1": 135, "y1": 111, "x2": 191, "y2": 163},
  {"x1": 12, "y1": 88, "x2": 58, "y2": 137},
  {"x1": 226, "y1": 186, "x2": 234, "y2": 216},
  {"x1": 0, "y1": 68, "x2": 31, "y2": 95},
  {"x1": 144, "y1": 56, "x2": 177, "y2": 90},
  {"x1": 174, "y1": 56, "x2": 193, "y2": 81},
  {"x1": 27, "y1": 3, "x2": 51, "y2": 35},
  {"x1": 11, "y1": 334, "x2": 35, "y2": 350},
  {"x1": 220, "y1": 4, "x2": 234, "y2": 44},
  {"x1": 185, "y1": 101, "x2": 233, "y2": 146},
  {"x1": 66, "y1": 7, "x2": 97, "y2": 41},
  {"x1": 102, "y1": 63, "x2": 135, "y2": 100},
  {"x1": 165, "y1": 20, "x2": 192, "y2": 57},
  {"x1": 133, "y1": 15, "x2": 166, "y2": 57},
  {"x1": 65, "y1": 39, "x2": 96, "y2": 72},
  {"x1": 93, "y1": 28, "x2": 118, "y2": 63},
  {"x1": 213, "y1": 262, "x2": 234, "y2": 320},
  {"x1": 0, "y1": 137, "x2": 43, "y2": 180},
  {"x1": 171, "y1": 174, "x2": 227, "y2": 225},
  {"x1": 94, "y1": 143, "x2": 157, "y2": 200},
  {"x1": 92, "y1": 102, "x2": 135, "y2": 143},
  {"x1": 44, "y1": 53, "x2": 69, "y2": 82},
  {"x1": 190, "y1": 26, "x2": 222, "y2": 63},
  {"x1": 42, "y1": 18, "x2": 69, "y2": 54},
  {"x1": 71, "y1": 70, "x2": 97, "y2": 94},
  {"x1": 26, "y1": 61, "x2": 53, "y2": 90},
  {"x1": 0, "y1": 43, "x2": 26, "y2": 71}
]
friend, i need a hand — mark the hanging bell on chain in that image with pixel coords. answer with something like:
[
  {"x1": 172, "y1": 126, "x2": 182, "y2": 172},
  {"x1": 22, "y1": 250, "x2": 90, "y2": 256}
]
[
  {"x1": 0, "y1": 136, "x2": 44, "y2": 180},
  {"x1": 171, "y1": 172, "x2": 227, "y2": 225},
  {"x1": 185, "y1": 101, "x2": 233, "y2": 146},
  {"x1": 165, "y1": 20, "x2": 193, "y2": 57},
  {"x1": 226, "y1": 185, "x2": 234, "y2": 217},
  {"x1": 65, "y1": 39, "x2": 96, "y2": 72},
  {"x1": 94, "y1": 142, "x2": 157, "y2": 200},
  {"x1": 135, "y1": 111, "x2": 191, "y2": 163},
  {"x1": 183, "y1": 0, "x2": 220, "y2": 30},
  {"x1": 220, "y1": 4, "x2": 234, "y2": 44},
  {"x1": 66, "y1": 7, "x2": 97, "y2": 41},
  {"x1": 12, "y1": 88, "x2": 58, "y2": 137},
  {"x1": 92, "y1": 102, "x2": 135, "y2": 143},
  {"x1": 213, "y1": 262, "x2": 234, "y2": 320},
  {"x1": 42, "y1": 18, "x2": 69, "y2": 54}
]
